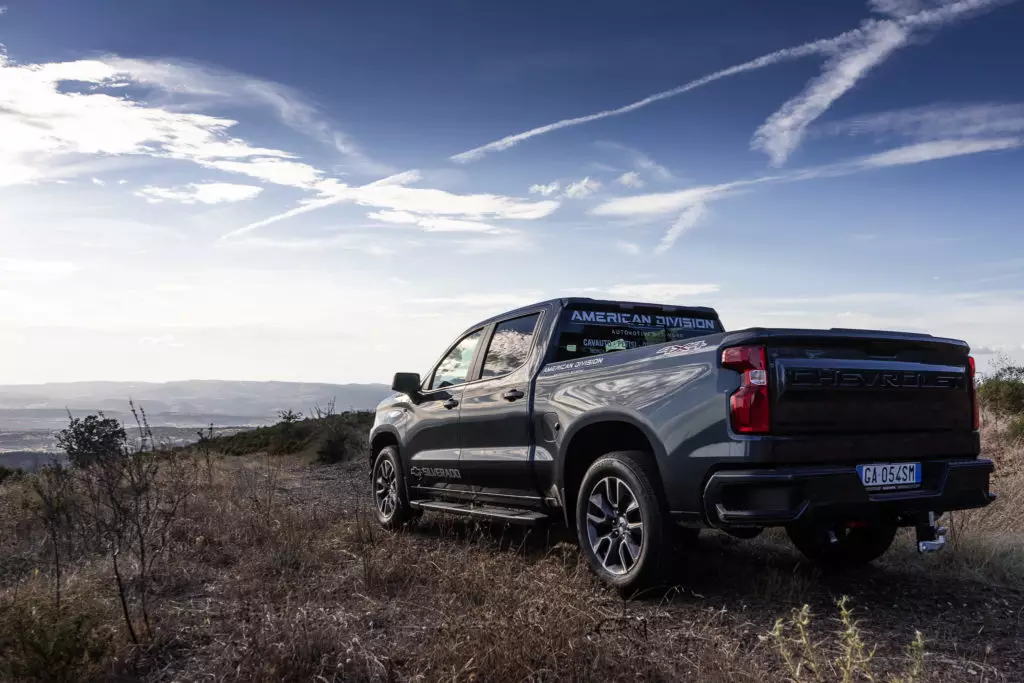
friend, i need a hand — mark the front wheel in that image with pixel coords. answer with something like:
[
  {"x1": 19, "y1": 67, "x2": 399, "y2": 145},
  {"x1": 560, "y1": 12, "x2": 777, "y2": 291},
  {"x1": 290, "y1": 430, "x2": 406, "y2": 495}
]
[
  {"x1": 371, "y1": 446, "x2": 418, "y2": 529},
  {"x1": 575, "y1": 451, "x2": 668, "y2": 592},
  {"x1": 786, "y1": 522, "x2": 897, "y2": 566}
]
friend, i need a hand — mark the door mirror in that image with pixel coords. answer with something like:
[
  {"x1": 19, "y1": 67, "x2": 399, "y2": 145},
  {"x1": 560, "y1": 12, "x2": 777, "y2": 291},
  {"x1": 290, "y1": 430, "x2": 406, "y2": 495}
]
[{"x1": 391, "y1": 372, "x2": 422, "y2": 396}]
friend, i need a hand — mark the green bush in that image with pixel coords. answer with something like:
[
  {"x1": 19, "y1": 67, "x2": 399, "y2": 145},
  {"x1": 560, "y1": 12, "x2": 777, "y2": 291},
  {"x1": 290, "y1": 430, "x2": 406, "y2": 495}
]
[
  {"x1": 1007, "y1": 416, "x2": 1024, "y2": 444},
  {"x1": 977, "y1": 355, "x2": 1024, "y2": 417},
  {"x1": 0, "y1": 594, "x2": 113, "y2": 683},
  {"x1": 0, "y1": 465, "x2": 22, "y2": 485}
]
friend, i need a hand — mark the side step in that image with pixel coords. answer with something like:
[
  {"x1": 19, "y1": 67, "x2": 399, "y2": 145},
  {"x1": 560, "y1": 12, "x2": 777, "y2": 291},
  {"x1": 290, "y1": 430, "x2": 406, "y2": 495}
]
[{"x1": 409, "y1": 500, "x2": 548, "y2": 525}]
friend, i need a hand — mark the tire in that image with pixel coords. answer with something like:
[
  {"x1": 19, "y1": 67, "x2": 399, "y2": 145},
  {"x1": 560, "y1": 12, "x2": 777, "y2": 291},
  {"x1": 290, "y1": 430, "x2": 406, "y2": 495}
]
[
  {"x1": 575, "y1": 450, "x2": 669, "y2": 592},
  {"x1": 371, "y1": 446, "x2": 418, "y2": 529},
  {"x1": 786, "y1": 522, "x2": 897, "y2": 566}
]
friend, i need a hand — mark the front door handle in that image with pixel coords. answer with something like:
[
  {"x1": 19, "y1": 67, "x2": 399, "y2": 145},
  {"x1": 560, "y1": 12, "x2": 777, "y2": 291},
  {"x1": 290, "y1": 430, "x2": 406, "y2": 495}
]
[
  {"x1": 502, "y1": 389, "x2": 524, "y2": 401},
  {"x1": 443, "y1": 398, "x2": 459, "y2": 410}
]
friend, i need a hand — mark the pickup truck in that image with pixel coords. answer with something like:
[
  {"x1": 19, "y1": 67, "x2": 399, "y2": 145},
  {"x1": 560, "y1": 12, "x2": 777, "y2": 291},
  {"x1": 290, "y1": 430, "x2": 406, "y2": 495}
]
[{"x1": 369, "y1": 297, "x2": 995, "y2": 589}]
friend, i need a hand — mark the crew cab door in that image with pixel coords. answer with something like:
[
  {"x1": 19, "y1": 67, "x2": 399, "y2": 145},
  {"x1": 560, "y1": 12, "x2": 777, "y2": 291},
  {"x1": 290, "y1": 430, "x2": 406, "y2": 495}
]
[
  {"x1": 457, "y1": 312, "x2": 543, "y2": 505},
  {"x1": 405, "y1": 327, "x2": 485, "y2": 495}
]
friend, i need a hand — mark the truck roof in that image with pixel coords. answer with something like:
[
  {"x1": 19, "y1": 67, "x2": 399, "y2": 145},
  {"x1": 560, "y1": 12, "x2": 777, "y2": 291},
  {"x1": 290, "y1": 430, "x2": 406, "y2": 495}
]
[{"x1": 470, "y1": 297, "x2": 720, "y2": 330}]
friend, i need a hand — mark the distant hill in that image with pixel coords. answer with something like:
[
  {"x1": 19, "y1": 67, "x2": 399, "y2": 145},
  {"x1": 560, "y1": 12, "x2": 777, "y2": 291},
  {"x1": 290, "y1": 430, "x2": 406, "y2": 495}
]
[{"x1": 0, "y1": 380, "x2": 392, "y2": 446}]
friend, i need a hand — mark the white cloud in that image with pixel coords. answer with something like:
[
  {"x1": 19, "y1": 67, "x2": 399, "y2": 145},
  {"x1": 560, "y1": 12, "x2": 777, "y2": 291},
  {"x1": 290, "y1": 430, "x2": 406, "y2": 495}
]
[
  {"x1": 226, "y1": 235, "x2": 394, "y2": 256},
  {"x1": 582, "y1": 283, "x2": 721, "y2": 302},
  {"x1": 869, "y1": 0, "x2": 925, "y2": 15},
  {"x1": 597, "y1": 141, "x2": 673, "y2": 181},
  {"x1": 563, "y1": 176, "x2": 601, "y2": 199},
  {"x1": 616, "y1": 171, "x2": 645, "y2": 188},
  {"x1": 134, "y1": 182, "x2": 264, "y2": 205},
  {"x1": 656, "y1": 203, "x2": 707, "y2": 254},
  {"x1": 529, "y1": 181, "x2": 560, "y2": 196},
  {"x1": 821, "y1": 102, "x2": 1024, "y2": 141},
  {"x1": 591, "y1": 179, "x2": 757, "y2": 217},
  {"x1": 202, "y1": 157, "x2": 322, "y2": 189},
  {"x1": 98, "y1": 56, "x2": 393, "y2": 175},
  {"x1": 854, "y1": 137, "x2": 1023, "y2": 167},
  {"x1": 752, "y1": 0, "x2": 1015, "y2": 166},
  {"x1": 592, "y1": 135, "x2": 1021, "y2": 220},
  {"x1": 0, "y1": 258, "x2": 80, "y2": 282},
  {"x1": 0, "y1": 51, "x2": 328, "y2": 189},
  {"x1": 752, "y1": 21, "x2": 908, "y2": 167},
  {"x1": 91, "y1": 177, "x2": 106, "y2": 186},
  {"x1": 367, "y1": 210, "x2": 516, "y2": 234},
  {"x1": 614, "y1": 241, "x2": 641, "y2": 255},
  {"x1": 230, "y1": 171, "x2": 559, "y2": 238}
]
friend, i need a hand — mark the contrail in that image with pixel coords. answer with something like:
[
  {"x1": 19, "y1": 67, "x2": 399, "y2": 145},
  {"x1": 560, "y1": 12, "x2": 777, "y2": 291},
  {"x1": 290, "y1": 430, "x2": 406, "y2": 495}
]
[{"x1": 449, "y1": 33, "x2": 858, "y2": 164}]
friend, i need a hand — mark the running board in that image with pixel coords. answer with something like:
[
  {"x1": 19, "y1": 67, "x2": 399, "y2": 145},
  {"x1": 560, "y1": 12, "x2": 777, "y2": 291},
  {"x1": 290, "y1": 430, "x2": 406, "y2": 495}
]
[{"x1": 409, "y1": 500, "x2": 548, "y2": 525}]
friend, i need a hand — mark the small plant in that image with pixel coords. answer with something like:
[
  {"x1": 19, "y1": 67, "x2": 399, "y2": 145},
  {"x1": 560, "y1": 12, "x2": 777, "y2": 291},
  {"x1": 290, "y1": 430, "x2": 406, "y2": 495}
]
[{"x1": 769, "y1": 597, "x2": 926, "y2": 683}]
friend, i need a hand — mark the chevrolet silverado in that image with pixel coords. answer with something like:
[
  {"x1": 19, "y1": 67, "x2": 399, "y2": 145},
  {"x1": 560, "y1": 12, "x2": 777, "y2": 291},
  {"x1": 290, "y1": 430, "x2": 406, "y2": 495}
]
[{"x1": 369, "y1": 298, "x2": 995, "y2": 589}]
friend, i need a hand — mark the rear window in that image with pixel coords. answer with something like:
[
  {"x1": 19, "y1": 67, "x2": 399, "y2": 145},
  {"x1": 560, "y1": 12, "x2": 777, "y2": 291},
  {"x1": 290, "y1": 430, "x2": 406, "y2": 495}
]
[{"x1": 553, "y1": 305, "x2": 722, "y2": 361}]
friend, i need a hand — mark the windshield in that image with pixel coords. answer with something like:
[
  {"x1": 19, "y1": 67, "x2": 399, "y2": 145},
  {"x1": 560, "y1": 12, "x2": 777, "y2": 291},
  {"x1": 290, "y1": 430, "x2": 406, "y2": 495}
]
[{"x1": 553, "y1": 304, "x2": 723, "y2": 361}]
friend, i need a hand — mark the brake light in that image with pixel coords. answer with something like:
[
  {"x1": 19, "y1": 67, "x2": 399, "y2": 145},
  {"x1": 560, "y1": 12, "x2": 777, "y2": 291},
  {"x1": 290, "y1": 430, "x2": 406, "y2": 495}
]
[
  {"x1": 969, "y1": 356, "x2": 979, "y2": 430},
  {"x1": 722, "y1": 345, "x2": 770, "y2": 434}
]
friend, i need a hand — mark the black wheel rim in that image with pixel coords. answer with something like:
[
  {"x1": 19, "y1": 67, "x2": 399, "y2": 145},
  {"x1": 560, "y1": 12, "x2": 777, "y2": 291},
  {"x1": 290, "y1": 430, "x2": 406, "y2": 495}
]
[{"x1": 585, "y1": 476, "x2": 644, "y2": 575}]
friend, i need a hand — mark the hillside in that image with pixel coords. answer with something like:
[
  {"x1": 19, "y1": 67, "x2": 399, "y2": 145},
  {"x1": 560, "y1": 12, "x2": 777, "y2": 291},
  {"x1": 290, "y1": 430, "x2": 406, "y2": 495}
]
[{"x1": 0, "y1": 380, "x2": 392, "y2": 453}]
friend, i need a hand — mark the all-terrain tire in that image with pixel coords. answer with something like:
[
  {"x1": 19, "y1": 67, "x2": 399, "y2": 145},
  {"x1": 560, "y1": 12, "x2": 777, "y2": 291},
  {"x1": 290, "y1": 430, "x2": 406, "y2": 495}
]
[
  {"x1": 371, "y1": 446, "x2": 418, "y2": 529},
  {"x1": 575, "y1": 450, "x2": 669, "y2": 592},
  {"x1": 786, "y1": 522, "x2": 897, "y2": 566}
]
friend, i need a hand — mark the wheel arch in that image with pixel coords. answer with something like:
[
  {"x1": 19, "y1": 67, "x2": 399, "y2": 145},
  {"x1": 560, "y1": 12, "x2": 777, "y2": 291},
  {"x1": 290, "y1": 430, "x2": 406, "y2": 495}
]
[
  {"x1": 558, "y1": 412, "x2": 666, "y2": 526},
  {"x1": 369, "y1": 428, "x2": 401, "y2": 469}
]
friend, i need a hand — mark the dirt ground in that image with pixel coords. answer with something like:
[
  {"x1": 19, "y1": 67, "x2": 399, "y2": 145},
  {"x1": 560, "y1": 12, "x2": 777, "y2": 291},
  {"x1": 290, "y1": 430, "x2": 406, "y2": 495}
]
[{"x1": 285, "y1": 457, "x2": 1023, "y2": 681}]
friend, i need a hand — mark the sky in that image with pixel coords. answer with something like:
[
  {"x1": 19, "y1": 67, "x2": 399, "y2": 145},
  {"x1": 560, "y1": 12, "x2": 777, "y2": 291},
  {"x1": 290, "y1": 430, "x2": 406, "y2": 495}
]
[{"x1": 1, "y1": 0, "x2": 1023, "y2": 385}]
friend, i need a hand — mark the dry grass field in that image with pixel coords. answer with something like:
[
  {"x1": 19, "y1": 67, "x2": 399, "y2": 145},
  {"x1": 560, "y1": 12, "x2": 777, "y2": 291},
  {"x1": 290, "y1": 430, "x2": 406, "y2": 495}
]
[{"x1": 1, "y1": 413, "x2": 1021, "y2": 682}]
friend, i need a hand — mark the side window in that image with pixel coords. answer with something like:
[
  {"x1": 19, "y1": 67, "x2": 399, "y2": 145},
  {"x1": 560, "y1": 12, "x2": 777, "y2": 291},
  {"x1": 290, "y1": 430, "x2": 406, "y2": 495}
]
[
  {"x1": 429, "y1": 329, "x2": 484, "y2": 390},
  {"x1": 481, "y1": 314, "x2": 539, "y2": 379}
]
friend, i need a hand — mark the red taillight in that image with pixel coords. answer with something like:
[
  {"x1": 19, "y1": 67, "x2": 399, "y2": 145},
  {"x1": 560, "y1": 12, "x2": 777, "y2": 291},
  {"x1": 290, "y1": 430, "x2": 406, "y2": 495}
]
[
  {"x1": 722, "y1": 345, "x2": 770, "y2": 434},
  {"x1": 969, "y1": 356, "x2": 979, "y2": 430}
]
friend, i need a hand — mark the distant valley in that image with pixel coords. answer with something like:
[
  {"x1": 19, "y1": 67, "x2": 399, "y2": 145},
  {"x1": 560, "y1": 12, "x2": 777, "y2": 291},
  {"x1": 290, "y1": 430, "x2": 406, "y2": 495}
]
[{"x1": 0, "y1": 380, "x2": 391, "y2": 457}]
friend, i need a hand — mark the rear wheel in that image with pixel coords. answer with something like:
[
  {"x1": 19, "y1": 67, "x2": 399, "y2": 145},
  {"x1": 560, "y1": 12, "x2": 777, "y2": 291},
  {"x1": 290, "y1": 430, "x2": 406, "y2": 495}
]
[
  {"x1": 371, "y1": 446, "x2": 418, "y2": 529},
  {"x1": 786, "y1": 522, "x2": 897, "y2": 565},
  {"x1": 575, "y1": 451, "x2": 668, "y2": 592}
]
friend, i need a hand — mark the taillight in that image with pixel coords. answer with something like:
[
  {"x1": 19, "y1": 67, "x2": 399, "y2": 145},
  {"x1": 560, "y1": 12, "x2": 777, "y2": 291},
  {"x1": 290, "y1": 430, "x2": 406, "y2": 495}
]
[
  {"x1": 722, "y1": 345, "x2": 770, "y2": 434},
  {"x1": 969, "y1": 356, "x2": 979, "y2": 430}
]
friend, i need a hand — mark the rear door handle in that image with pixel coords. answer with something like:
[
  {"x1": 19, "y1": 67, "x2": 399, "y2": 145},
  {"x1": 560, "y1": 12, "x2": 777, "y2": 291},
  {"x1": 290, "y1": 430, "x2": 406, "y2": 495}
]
[
  {"x1": 502, "y1": 389, "x2": 524, "y2": 401},
  {"x1": 443, "y1": 398, "x2": 459, "y2": 410}
]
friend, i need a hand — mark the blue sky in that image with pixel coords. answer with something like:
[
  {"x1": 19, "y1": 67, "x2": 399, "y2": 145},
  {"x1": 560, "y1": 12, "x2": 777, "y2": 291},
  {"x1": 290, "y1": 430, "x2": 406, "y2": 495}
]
[{"x1": 1, "y1": 0, "x2": 1023, "y2": 384}]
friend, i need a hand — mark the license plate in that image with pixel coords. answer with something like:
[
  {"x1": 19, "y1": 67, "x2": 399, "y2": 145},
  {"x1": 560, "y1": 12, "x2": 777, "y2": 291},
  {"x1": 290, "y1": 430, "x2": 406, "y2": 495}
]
[{"x1": 857, "y1": 462, "x2": 921, "y2": 490}]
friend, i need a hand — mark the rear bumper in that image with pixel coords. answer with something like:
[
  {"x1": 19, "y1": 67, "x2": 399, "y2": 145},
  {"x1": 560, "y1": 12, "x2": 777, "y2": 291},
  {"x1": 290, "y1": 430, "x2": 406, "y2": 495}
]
[{"x1": 699, "y1": 458, "x2": 995, "y2": 528}]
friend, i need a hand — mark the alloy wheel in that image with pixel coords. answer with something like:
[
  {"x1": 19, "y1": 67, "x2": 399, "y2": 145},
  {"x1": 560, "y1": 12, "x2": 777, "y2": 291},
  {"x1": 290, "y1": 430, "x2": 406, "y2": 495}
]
[
  {"x1": 585, "y1": 476, "x2": 644, "y2": 575},
  {"x1": 374, "y1": 458, "x2": 398, "y2": 519}
]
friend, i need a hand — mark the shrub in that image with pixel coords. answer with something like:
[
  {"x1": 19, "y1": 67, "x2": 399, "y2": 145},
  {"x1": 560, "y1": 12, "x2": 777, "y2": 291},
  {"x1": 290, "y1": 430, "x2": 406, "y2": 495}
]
[
  {"x1": 977, "y1": 354, "x2": 1024, "y2": 417},
  {"x1": 0, "y1": 465, "x2": 21, "y2": 486},
  {"x1": 1007, "y1": 415, "x2": 1024, "y2": 444},
  {"x1": 0, "y1": 593, "x2": 113, "y2": 683},
  {"x1": 55, "y1": 413, "x2": 127, "y2": 469}
]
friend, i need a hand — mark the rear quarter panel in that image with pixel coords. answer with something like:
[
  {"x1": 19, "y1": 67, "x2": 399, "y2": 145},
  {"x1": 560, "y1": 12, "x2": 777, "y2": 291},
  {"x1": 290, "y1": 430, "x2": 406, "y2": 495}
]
[{"x1": 533, "y1": 334, "x2": 738, "y2": 511}]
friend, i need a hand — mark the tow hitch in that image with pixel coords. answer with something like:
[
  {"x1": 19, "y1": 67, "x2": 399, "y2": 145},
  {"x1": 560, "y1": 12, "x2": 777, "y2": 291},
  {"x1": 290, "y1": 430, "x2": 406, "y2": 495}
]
[{"x1": 916, "y1": 511, "x2": 947, "y2": 553}]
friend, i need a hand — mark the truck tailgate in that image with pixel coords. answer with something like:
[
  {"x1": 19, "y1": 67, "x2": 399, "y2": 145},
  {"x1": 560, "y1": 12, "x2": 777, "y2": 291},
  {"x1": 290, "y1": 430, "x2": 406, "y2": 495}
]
[{"x1": 765, "y1": 331, "x2": 972, "y2": 435}]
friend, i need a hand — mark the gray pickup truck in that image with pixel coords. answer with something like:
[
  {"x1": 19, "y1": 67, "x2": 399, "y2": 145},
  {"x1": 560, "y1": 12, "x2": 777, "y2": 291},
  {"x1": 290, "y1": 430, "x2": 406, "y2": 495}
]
[{"x1": 369, "y1": 297, "x2": 995, "y2": 589}]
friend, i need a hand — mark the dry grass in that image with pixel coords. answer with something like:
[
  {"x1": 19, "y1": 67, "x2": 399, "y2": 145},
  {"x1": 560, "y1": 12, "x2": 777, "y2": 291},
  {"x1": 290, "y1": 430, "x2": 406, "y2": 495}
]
[{"x1": 1, "y1": 427, "x2": 1021, "y2": 681}]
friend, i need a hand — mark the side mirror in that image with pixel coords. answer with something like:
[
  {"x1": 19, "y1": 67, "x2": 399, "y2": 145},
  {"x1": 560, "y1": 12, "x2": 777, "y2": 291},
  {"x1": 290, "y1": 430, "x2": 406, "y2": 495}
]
[{"x1": 391, "y1": 372, "x2": 422, "y2": 396}]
